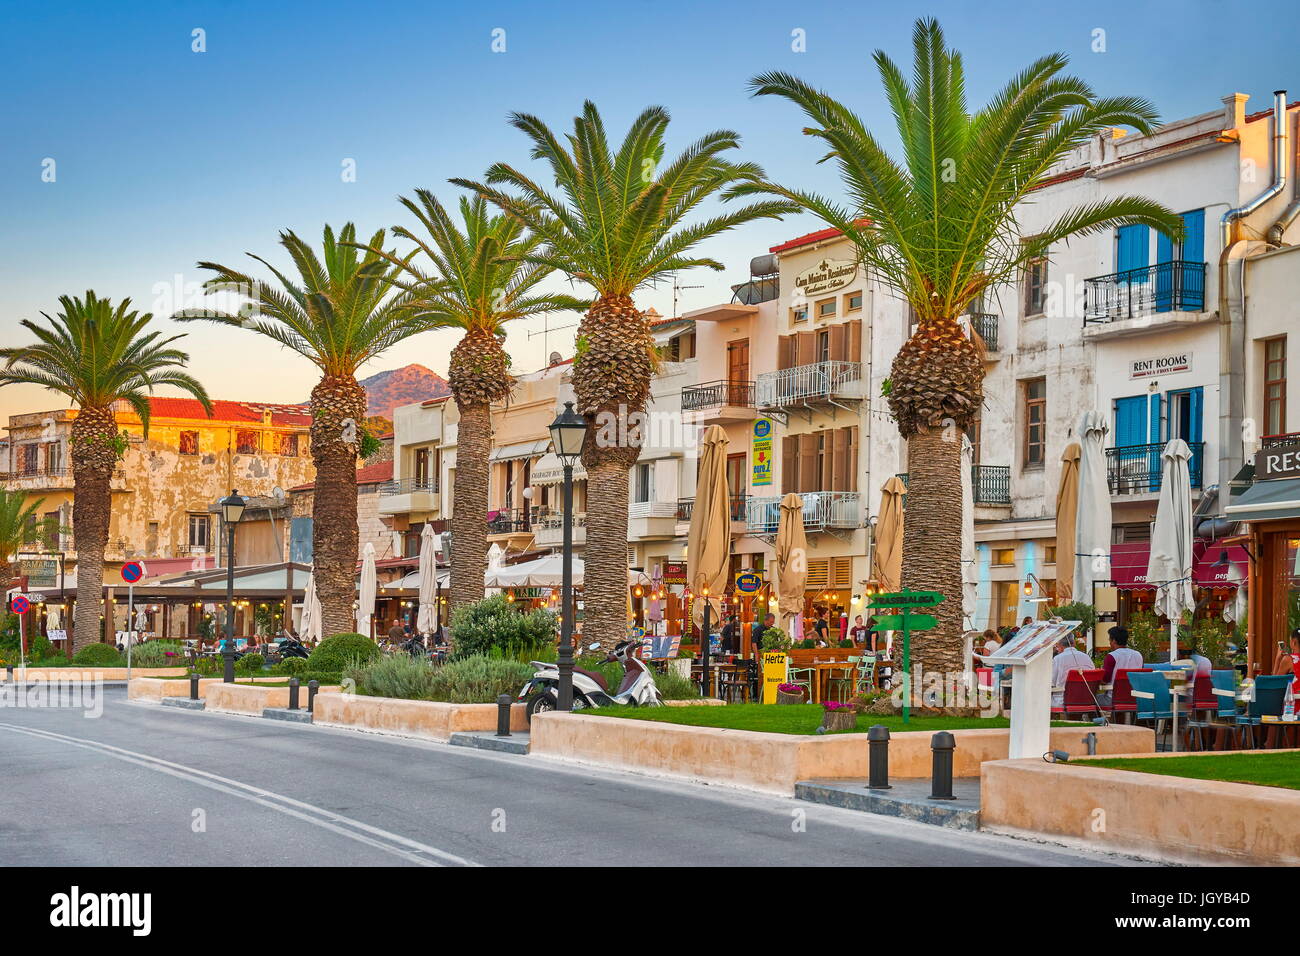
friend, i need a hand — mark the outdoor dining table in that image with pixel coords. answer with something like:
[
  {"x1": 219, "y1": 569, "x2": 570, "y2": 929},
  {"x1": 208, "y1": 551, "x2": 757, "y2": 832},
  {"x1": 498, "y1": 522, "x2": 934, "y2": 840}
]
[{"x1": 807, "y1": 661, "x2": 853, "y2": 704}]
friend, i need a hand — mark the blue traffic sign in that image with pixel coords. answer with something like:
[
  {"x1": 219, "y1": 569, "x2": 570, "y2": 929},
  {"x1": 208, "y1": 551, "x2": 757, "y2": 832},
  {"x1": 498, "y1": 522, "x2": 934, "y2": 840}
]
[
  {"x1": 11, "y1": 595, "x2": 30, "y2": 615},
  {"x1": 121, "y1": 562, "x2": 144, "y2": 583}
]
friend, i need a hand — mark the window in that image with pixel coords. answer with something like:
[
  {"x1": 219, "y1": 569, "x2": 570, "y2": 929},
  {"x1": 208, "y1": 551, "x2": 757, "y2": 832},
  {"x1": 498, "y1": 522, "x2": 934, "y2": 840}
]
[
  {"x1": 278, "y1": 433, "x2": 299, "y2": 456},
  {"x1": 1024, "y1": 251, "x2": 1048, "y2": 316},
  {"x1": 187, "y1": 514, "x2": 210, "y2": 551},
  {"x1": 1265, "y1": 336, "x2": 1287, "y2": 436},
  {"x1": 22, "y1": 513, "x2": 37, "y2": 544},
  {"x1": 1043, "y1": 545, "x2": 1057, "y2": 564},
  {"x1": 1023, "y1": 378, "x2": 1046, "y2": 467},
  {"x1": 992, "y1": 547, "x2": 1016, "y2": 566},
  {"x1": 235, "y1": 430, "x2": 258, "y2": 455},
  {"x1": 816, "y1": 298, "x2": 837, "y2": 319},
  {"x1": 46, "y1": 442, "x2": 63, "y2": 473},
  {"x1": 414, "y1": 447, "x2": 432, "y2": 487},
  {"x1": 19, "y1": 444, "x2": 38, "y2": 475},
  {"x1": 633, "y1": 462, "x2": 654, "y2": 504},
  {"x1": 816, "y1": 329, "x2": 831, "y2": 363},
  {"x1": 845, "y1": 291, "x2": 863, "y2": 313},
  {"x1": 791, "y1": 304, "x2": 808, "y2": 324},
  {"x1": 178, "y1": 430, "x2": 199, "y2": 455},
  {"x1": 967, "y1": 410, "x2": 982, "y2": 465}
]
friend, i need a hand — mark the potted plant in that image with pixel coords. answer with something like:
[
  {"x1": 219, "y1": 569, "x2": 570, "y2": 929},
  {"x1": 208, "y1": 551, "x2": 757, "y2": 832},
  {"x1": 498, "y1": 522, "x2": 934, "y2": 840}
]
[
  {"x1": 759, "y1": 627, "x2": 791, "y2": 652},
  {"x1": 819, "y1": 699, "x2": 857, "y2": 732},
  {"x1": 776, "y1": 682, "x2": 805, "y2": 705}
]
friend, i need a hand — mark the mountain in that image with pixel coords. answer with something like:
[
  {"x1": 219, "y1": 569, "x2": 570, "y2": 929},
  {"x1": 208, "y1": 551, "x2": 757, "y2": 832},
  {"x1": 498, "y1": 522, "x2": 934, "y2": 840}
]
[{"x1": 357, "y1": 364, "x2": 452, "y2": 419}]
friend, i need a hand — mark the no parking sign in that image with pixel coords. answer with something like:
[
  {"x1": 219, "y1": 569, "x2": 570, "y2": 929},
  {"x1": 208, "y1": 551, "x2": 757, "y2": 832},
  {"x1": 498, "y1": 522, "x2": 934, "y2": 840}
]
[
  {"x1": 121, "y1": 561, "x2": 144, "y2": 584},
  {"x1": 10, "y1": 595, "x2": 30, "y2": 615}
]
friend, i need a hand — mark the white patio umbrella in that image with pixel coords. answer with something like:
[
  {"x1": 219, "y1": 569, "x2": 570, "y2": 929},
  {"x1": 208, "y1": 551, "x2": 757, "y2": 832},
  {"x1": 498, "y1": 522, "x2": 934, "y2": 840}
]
[
  {"x1": 356, "y1": 542, "x2": 377, "y2": 638},
  {"x1": 485, "y1": 542, "x2": 505, "y2": 594},
  {"x1": 300, "y1": 569, "x2": 322, "y2": 644},
  {"x1": 1073, "y1": 411, "x2": 1113, "y2": 604},
  {"x1": 1148, "y1": 439, "x2": 1195, "y2": 639},
  {"x1": 960, "y1": 433, "x2": 978, "y2": 631},
  {"x1": 492, "y1": 553, "x2": 586, "y2": 588},
  {"x1": 1222, "y1": 557, "x2": 1247, "y2": 627},
  {"x1": 416, "y1": 522, "x2": 438, "y2": 638}
]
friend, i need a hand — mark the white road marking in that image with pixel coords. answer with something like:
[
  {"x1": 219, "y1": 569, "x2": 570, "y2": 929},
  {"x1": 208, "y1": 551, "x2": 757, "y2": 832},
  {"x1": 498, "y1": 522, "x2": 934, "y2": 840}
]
[{"x1": 0, "y1": 722, "x2": 479, "y2": 867}]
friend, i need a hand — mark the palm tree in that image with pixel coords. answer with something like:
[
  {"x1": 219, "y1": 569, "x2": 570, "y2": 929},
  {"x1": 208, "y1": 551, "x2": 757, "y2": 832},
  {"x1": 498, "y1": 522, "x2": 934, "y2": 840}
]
[
  {"x1": 454, "y1": 103, "x2": 795, "y2": 647},
  {"x1": 176, "y1": 224, "x2": 428, "y2": 638},
  {"x1": 358, "y1": 191, "x2": 588, "y2": 611},
  {"x1": 0, "y1": 489, "x2": 47, "y2": 579},
  {"x1": 733, "y1": 19, "x2": 1184, "y2": 682},
  {"x1": 0, "y1": 293, "x2": 212, "y2": 652}
]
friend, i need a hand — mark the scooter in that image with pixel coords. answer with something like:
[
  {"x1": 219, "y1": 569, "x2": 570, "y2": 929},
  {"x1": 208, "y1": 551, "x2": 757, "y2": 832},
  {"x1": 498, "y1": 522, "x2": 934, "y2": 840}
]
[
  {"x1": 520, "y1": 640, "x2": 663, "y2": 722},
  {"x1": 276, "y1": 636, "x2": 310, "y2": 660}
]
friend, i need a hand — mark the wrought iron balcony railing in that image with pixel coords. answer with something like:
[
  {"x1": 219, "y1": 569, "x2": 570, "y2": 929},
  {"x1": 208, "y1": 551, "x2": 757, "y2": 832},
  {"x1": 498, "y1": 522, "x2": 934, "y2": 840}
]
[
  {"x1": 487, "y1": 508, "x2": 530, "y2": 534},
  {"x1": 675, "y1": 495, "x2": 749, "y2": 523},
  {"x1": 1106, "y1": 441, "x2": 1204, "y2": 495},
  {"x1": 746, "y1": 491, "x2": 861, "y2": 535},
  {"x1": 378, "y1": 477, "x2": 439, "y2": 496},
  {"x1": 1261, "y1": 431, "x2": 1300, "y2": 449},
  {"x1": 756, "y1": 361, "x2": 861, "y2": 409},
  {"x1": 968, "y1": 313, "x2": 999, "y2": 352},
  {"x1": 895, "y1": 465, "x2": 1011, "y2": 505},
  {"x1": 1083, "y1": 261, "x2": 1207, "y2": 324},
  {"x1": 681, "y1": 380, "x2": 756, "y2": 411}
]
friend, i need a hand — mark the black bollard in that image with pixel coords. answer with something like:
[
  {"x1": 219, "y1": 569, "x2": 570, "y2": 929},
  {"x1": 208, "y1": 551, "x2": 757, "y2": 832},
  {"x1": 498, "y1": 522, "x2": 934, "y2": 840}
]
[
  {"x1": 288, "y1": 677, "x2": 300, "y2": 711},
  {"x1": 929, "y1": 731, "x2": 956, "y2": 800},
  {"x1": 7, "y1": 664, "x2": 14, "y2": 681},
  {"x1": 307, "y1": 679, "x2": 319, "y2": 713},
  {"x1": 496, "y1": 694, "x2": 513, "y2": 737},
  {"x1": 867, "y1": 724, "x2": 892, "y2": 790},
  {"x1": 189, "y1": 672, "x2": 200, "y2": 701}
]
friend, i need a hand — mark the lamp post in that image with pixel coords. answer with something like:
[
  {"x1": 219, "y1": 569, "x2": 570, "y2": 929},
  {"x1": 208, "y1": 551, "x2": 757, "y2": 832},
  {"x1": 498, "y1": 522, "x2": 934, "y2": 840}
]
[
  {"x1": 549, "y1": 401, "x2": 588, "y2": 711},
  {"x1": 219, "y1": 489, "x2": 246, "y2": 682}
]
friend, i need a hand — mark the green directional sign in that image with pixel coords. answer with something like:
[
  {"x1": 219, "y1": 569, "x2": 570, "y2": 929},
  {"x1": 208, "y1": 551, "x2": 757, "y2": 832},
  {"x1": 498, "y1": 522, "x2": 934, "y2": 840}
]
[
  {"x1": 871, "y1": 612, "x2": 937, "y2": 631},
  {"x1": 868, "y1": 590, "x2": 944, "y2": 608}
]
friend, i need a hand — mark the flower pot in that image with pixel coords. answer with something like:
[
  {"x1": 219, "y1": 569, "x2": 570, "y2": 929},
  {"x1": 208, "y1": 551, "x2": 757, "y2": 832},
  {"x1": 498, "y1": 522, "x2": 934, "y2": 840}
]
[
  {"x1": 819, "y1": 709, "x2": 857, "y2": 732},
  {"x1": 776, "y1": 690, "x2": 804, "y2": 705}
]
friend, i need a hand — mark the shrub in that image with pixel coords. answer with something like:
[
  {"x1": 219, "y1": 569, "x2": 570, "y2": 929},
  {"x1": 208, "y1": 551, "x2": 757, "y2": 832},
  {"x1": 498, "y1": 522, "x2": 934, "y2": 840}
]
[
  {"x1": 652, "y1": 664, "x2": 700, "y2": 700},
  {"x1": 1045, "y1": 601, "x2": 1097, "y2": 632},
  {"x1": 426, "y1": 655, "x2": 534, "y2": 703},
  {"x1": 1126, "y1": 611, "x2": 1163, "y2": 663},
  {"x1": 273, "y1": 657, "x2": 308, "y2": 676},
  {"x1": 235, "y1": 653, "x2": 266, "y2": 674},
  {"x1": 838, "y1": 638, "x2": 854, "y2": 648},
  {"x1": 308, "y1": 633, "x2": 380, "y2": 672},
  {"x1": 760, "y1": 627, "x2": 791, "y2": 651},
  {"x1": 345, "y1": 654, "x2": 438, "y2": 700},
  {"x1": 129, "y1": 640, "x2": 184, "y2": 668},
  {"x1": 449, "y1": 596, "x2": 556, "y2": 660},
  {"x1": 73, "y1": 643, "x2": 124, "y2": 666},
  {"x1": 1191, "y1": 617, "x2": 1233, "y2": 667}
]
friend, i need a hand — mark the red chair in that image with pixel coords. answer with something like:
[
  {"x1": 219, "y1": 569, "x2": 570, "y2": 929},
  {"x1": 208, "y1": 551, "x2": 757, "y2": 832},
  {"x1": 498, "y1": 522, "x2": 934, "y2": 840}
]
[
  {"x1": 1108, "y1": 668, "x2": 1151, "y2": 722},
  {"x1": 1188, "y1": 673, "x2": 1216, "y2": 715},
  {"x1": 975, "y1": 667, "x2": 994, "y2": 692},
  {"x1": 1052, "y1": 668, "x2": 1105, "y2": 719}
]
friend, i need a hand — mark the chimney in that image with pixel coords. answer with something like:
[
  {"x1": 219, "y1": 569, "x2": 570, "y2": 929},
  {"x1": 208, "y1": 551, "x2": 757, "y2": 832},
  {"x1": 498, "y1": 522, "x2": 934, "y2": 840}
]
[{"x1": 1222, "y1": 92, "x2": 1249, "y2": 130}]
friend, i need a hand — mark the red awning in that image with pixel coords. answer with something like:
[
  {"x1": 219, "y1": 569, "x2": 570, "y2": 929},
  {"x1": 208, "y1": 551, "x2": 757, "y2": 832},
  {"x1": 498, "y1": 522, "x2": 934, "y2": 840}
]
[
  {"x1": 1109, "y1": 542, "x2": 1154, "y2": 589},
  {"x1": 1192, "y1": 540, "x2": 1248, "y2": 588}
]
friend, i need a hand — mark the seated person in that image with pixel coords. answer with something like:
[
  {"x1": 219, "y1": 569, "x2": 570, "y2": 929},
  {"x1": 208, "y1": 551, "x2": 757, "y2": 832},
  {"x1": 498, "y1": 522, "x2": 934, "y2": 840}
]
[
  {"x1": 1099, "y1": 626, "x2": 1143, "y2": 685},
  {"x1": 1051, "y1": 635, "x2": 1094, "y2": 708}
]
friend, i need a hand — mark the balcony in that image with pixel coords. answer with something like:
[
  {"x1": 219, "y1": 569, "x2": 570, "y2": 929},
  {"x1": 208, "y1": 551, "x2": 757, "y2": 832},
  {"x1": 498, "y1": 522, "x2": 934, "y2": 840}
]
[
  {"x1": 487, "y1": 508, "x2": 530, "y2": 535},
  {"x1": 746, "y1": 491, "x2": 861, "y2": 536},
  {"x1": 674, "y1": 495, "x2": 749, "y2": 525},
  {"x1": 1106, "y1": 441, "x2": 1204, "y2": 496},
  {"x1": 1083, "y1": 261, "x2": 1208, "y2": 333},
  {"x1": 534, "y1": 509, "x2": 586, "y2": 547},
  {"x1": 968, "y1": 313, "x2": 999, "y2": 353},
  {"x1": 1261, "y1": 432, "x2": 1300, "y2": 449},
  {"x1": 681, "y1": 380, "x2": 757, "y2": 424},
  {"x1": 896, "y1": 465, "x2": 1011, "y2": 505},
  {"x1": 0, "y1": 465, "x2": 127, "y2": 492},
  {"x1": 377, "y1": 477, "x2": 439, "y2": 516},
  {"x1": 627, "y1": 500, "x2": 678, "y2": 540},
  {"x1": 756, "y1": 361, "x2": 863, "y2": 422}
]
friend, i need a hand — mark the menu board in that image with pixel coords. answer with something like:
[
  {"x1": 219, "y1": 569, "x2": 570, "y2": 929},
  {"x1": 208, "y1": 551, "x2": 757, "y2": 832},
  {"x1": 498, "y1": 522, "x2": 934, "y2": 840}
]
[{"x1": 981, "y1": 619, "x2": 1082, "y2": 665}]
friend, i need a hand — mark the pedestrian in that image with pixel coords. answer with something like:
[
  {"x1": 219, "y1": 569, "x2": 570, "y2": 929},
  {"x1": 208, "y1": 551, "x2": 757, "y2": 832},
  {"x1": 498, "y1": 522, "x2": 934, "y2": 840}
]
[
  {"x1": 750, "y1": 613, "x2": 775, "y2": 656},
  {"x1": 387, "y1": 618, "x2": 405, "y2": 646},
  {"x1": 720, "y1": 615, "x2": 739, "y2": 655},
  {"x1": 849, "y1": 614, "x2": 868, "y2": 645}
]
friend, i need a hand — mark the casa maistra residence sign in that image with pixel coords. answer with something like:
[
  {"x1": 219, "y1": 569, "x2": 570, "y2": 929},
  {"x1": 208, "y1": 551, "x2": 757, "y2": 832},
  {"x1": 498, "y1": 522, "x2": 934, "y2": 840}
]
[
  {"x1": 1129, "y1": 352, "x2": 1191, "y2": 379},
  {"x1": 1257, "y1": 441, "x2": 1300, "y2": 481},
  {"x1": 794, "y1": 258, "x2": 858, "y2": 297}
]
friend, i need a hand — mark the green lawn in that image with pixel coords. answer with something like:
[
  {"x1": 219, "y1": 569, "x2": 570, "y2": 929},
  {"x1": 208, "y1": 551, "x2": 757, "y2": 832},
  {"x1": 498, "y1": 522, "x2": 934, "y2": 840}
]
[
  {"x1": 583, "y1": 703, "x2": 1055, "y2": 735},
  {"x1": 1085, "y1": 752, "x2": 1300, "y2": 791}
]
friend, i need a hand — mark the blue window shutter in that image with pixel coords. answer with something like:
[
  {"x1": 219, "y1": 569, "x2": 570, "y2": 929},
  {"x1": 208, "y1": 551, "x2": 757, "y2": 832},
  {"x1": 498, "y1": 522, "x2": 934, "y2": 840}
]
[
  {"x1": 1115, "y1": 396, "x2": 1147, "y2": 446},
  {"x1": 1148, "y1": 393, "x2": 1162, "y2": 445},
  {"x1": 1181, "y1": 210, "x2": 1205, "y2": 263},
  {"x1": 1155, "y1": 228, "x2": 1174, "y2": 312},
  {"x1": 1180, "y1": 210, "x2": 1206, "y2": 310},
  {"x1": 1117, "y1": 225, "x2": 1150, "y2": 273}
]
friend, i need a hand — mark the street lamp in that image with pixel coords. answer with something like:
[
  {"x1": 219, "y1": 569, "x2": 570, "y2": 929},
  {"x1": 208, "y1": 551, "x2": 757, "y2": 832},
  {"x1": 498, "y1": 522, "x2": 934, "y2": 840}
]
[
  {"x1": 549, "y1": 401, "x2": 587, "y2": 711},
  {"x1": 219, "y1": 489, "x2": 246, "y2": 682}
]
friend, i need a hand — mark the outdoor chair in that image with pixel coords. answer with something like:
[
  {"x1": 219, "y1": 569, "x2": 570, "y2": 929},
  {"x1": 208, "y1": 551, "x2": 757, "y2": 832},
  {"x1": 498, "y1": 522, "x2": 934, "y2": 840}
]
[
  {"x1": 1106, "y1": 668, "x2": 1149, "y2": 724},
  {"x1": 785, "y1": 664, "x2": 815, "y2": 701},
  {"x1": 1235, "y1": 674, "x2": 1291, "y2": 749},
  {"x1": 1187, "y1": 669, "x2": 1241, "y2": 751},
  {"x1": 1128, "y1": 671, "x2": 1174, "y2": 749},
  {"x1": 1052, "y1": 668, "x2": 1104, "y2": 720},
  {"x1": 826, "y1": 656, "x2": 861, "y2": 702},
  {"x1": 718, "y1": 663, "x2": 754, "y2": 703}
]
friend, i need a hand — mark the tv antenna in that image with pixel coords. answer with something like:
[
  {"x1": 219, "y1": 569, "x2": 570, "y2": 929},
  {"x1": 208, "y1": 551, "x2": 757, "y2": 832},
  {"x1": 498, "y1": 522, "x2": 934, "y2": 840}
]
[{"x1": 672, "y1": 278, "x2": 704, "y2": 318}]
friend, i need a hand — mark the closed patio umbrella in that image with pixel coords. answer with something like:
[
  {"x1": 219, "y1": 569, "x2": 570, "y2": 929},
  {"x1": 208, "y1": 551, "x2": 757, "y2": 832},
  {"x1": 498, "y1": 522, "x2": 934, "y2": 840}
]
[
  {"x1": 356, "y1": 542, "x2": 377, "y2": 639},
  {"x1": 416, "y1": 522, "x2": 438, "y2": 638},
  {"x1": 1148, "y1": 439, "x2": 1195, "y2": 631},
  {"x1": 1055, "y1": 442, "x2": 1081, "y2": 603},
  {"x1": 873, "y1": 477, "x2": 905, "y2": 594},
  {"x1": 1073, "y1": 411, "x2": 1113, "y2": 604},
  {"x1": 776, "y1": 492, "x2": 808, "y2": 643},
  {"x1": 300, "y1": 569, "x2": 322, "y2": 644},
  {"x1": 687, "y1": 424, "x2": 732, "y2": 694}
]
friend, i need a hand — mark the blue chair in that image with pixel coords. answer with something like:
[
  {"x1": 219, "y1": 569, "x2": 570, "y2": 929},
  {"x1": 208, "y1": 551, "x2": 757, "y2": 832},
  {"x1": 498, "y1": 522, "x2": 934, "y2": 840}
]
[
  {"x1": 1235, "y1": 674, "x2": 1291, "y2": 749},
  {"x1": 1128, "y1": 671, "x2": 1175, "y2": 749},
  {"x1": 1187, "y1": 669, "x2": 1240, "y2": 750},
  {"x1": 1147, "y1": 662, "x2": 1176, "y2": 672}
]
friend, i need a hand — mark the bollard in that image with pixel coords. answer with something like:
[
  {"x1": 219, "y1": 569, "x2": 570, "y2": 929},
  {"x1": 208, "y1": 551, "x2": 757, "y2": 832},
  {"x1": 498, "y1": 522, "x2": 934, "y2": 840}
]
[
  {"x1": 1083, "y1": 731, "x2": 1098, "y2": 756},
  {"x1": 288, "y1": 677, "x2": 300, "y2": 711},
  {"x1": 189, "y1": 672, "x2": 200, "y2": 701},
  {"x1": 929, "y1": 731, "x2": 956, "y2": 801},
  {"x1": 7, "y1": 664, "x2": 14, "y2": 681},
  {"x1": 496, "y1": 694, "x2": 513, "y2": 737},
  {"x1": 307, "y1": 680, "x2": 319, "y2": 713},
  {"x1": 866, "y1": 724, "x2": 892, "y2": 790}
]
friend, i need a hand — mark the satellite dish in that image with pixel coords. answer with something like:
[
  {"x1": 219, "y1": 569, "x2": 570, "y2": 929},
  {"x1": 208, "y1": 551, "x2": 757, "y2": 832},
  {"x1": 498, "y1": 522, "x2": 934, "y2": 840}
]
[{"x1": 272, "y1": 486, "x2": 286, "y2": 504}]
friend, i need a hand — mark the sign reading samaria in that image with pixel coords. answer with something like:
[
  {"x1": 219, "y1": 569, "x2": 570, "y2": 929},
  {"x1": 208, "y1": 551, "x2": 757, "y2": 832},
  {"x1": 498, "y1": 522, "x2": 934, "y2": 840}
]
[{"x1": 794, "y1": 258, "x2": 857, "y2": 297}]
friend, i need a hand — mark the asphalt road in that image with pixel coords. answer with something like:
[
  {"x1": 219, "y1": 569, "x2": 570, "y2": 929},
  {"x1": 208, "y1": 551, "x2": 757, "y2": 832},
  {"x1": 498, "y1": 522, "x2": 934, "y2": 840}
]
[{"x1": 0, "y1": 686, "x2": 1154, "y2": 867}]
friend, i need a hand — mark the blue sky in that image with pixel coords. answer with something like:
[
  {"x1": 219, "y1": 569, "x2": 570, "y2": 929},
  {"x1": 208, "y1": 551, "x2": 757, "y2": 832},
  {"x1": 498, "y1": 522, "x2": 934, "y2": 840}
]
[{"x1": 1, "y1": 0, "x2": 1294, "y2": 419}]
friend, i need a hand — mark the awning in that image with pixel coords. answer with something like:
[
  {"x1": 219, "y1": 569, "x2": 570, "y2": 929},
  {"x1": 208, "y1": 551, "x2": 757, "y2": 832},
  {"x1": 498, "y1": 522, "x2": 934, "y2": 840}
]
[
  {"x1": 1225, "y1": 476, "x2": 1300, "y2": 523},
  {"x1": 1110, "y1": 542, "x2": 1153, "y2": 589},
  {"x1": 490, "y1": 438, "x2": 551, "y2": 463},
  {"x1": 532, "y1": 452, "x2": 587, "y2": 484},
  {"x1": 1192, "y1": 540, "x2": 1249, "y2": 587}
]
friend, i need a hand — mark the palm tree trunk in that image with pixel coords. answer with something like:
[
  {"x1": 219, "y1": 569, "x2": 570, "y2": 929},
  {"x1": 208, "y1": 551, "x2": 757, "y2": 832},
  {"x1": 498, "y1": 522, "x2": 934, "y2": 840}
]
[
  {"x1": 450, "y1": 400, "x2": 490, "y2": 611},
  {"x1": 582, "y1": 452, "x2": 636, "y2": 651},
  {"x1": 69, "y1": 406, "x2": 118, "y2": 653},
  {"x1": 310, "y1": 376, "x2": 367, "y2": 639},
  {"x1": 901, "y1": 425, "x2": 965, "y2": 688}
]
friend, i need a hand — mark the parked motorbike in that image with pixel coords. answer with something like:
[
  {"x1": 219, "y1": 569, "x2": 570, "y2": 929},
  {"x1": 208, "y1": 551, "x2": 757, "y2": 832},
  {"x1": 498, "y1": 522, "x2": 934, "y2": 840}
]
[
  {"x1": 276, "y1": 636, "x2": 310, "y2": 660},
  {"x1": 520, "y1": 640, "x2": 664, "y2": 722}
]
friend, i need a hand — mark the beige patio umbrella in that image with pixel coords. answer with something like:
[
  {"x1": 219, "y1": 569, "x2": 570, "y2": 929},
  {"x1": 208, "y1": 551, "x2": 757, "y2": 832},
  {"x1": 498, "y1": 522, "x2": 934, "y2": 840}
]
[
  {"x1": 687, "y1": 425, "x2": 731, "y2": 689},
  {"x1": 775, "y1": 492, "x2": 808, "y2": 643},
  {"x1": 1055, "y1": 442, "x2": 1081, "y2": 603},
  {"x1": 873, "y1": 477, "x2": 906, "y2": 594}
]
